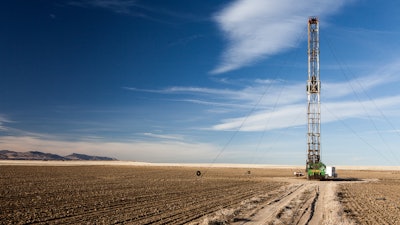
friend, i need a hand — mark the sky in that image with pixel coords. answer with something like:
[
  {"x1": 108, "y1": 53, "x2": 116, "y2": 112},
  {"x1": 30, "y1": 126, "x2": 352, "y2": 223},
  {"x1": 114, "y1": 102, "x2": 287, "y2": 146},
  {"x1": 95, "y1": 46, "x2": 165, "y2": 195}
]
[{"x1": 1, "y1": 0, "x2": 400, "y2": 166}]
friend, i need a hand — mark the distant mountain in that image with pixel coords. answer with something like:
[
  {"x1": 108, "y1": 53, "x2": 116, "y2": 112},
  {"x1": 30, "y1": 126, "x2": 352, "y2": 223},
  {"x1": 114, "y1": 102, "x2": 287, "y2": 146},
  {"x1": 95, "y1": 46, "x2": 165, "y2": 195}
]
[
  {"x1": 65, "y1": 153, "x2": 116, "y2": 161},
  {"x1": 0, "y1": 150, "x2": 117, "y2": 161}
]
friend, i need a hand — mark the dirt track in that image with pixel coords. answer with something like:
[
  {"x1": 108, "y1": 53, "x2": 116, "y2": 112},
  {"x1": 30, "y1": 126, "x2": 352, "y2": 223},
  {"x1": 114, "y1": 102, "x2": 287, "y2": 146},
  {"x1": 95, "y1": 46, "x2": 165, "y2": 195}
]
[
  {"x1": 212, "y1": 179, "x2": 354, "y2": 225},
  {"x1": 1, "y1": 164, "x2": 399, "y2": 224}
]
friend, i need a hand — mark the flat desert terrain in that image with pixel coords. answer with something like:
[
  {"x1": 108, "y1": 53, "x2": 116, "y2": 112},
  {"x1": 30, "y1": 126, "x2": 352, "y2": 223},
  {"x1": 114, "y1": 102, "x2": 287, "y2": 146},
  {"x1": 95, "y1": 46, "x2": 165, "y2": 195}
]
[{"x1": 0, "y1": 161, "x2": 399, "y2": 224}]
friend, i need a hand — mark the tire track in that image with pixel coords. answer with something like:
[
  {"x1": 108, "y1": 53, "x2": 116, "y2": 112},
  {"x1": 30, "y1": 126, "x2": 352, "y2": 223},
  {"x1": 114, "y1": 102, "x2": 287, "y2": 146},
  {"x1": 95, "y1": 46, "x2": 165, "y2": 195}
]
[
  {"x1": 233, "y1": 183, "x2": 315, "y2": 224},
  {"x1": 232, "y1": 180, "x2": 354, "y2": 225}
]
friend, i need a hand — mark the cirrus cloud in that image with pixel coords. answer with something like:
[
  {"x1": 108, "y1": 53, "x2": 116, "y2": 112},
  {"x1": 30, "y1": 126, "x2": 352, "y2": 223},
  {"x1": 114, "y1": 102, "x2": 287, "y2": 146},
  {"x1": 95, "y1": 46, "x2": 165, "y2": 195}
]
[{"x1": 212, "y1": 0, "x2": 349, "y2": 74}]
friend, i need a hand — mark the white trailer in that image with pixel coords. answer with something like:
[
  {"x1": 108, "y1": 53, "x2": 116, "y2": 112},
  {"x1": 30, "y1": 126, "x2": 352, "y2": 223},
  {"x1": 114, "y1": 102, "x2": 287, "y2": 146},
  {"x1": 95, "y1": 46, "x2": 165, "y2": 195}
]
[
  {"x1": 325, "y1": 166, "x2": 337, "y2": 178},
  {"x1": 294, "y1": 171, "x2": 304, "y2": 177}
]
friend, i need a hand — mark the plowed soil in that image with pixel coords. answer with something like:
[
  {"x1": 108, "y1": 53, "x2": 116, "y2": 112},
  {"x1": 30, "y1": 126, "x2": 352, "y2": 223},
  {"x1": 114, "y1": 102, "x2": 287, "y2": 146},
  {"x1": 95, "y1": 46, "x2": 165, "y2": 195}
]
[
  {"x1": 1, "y1": 164, "x2": 399, "y2": 224},
  {"x1": 337, "y1": 170, "x2": 400, "y2": 225},
  {"x1": 0, "y1": 165, "x2": 287, "y2": 224}
]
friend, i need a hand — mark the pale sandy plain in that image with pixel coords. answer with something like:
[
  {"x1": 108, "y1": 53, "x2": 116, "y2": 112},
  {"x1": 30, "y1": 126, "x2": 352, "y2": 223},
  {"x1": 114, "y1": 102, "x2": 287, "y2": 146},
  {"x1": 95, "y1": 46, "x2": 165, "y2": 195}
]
[{"x1": 1, "y1": 160, "x2": 399, "y2": 224}]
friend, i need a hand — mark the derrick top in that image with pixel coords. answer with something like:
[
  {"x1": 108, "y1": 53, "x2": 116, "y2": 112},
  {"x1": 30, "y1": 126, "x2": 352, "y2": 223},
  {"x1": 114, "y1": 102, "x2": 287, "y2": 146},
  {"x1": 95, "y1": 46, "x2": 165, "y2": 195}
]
[{"x1": 308, "y1": 17, "x2": 318, "y2": 24}]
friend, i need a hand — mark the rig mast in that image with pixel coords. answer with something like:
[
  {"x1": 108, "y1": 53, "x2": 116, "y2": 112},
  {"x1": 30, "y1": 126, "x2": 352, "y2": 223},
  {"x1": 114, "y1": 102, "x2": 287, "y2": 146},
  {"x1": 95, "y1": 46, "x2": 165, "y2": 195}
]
[{"x1": 306, "y1": 17, "x2": 323, "y2": 179}]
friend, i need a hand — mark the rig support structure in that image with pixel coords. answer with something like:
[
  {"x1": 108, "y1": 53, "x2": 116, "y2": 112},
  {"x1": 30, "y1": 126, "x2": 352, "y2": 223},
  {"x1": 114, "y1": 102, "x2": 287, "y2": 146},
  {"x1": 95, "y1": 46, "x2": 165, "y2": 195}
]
[{"x1": 306, "y1": 17, "x2": 325, "y2": 179}]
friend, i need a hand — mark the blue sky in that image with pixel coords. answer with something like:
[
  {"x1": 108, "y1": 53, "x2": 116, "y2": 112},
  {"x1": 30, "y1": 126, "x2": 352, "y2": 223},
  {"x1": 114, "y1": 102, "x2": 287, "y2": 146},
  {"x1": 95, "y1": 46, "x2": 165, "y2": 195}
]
[{"x1": 1, "y1": 0, "x2": 400, "y2": 165}]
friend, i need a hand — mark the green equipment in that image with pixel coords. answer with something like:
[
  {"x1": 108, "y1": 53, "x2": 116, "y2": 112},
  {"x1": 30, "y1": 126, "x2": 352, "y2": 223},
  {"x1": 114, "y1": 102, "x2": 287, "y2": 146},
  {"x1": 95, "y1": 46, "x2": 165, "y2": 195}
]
[{"x1": 306, "y1": 162, "x2": 326, "y2": 180}]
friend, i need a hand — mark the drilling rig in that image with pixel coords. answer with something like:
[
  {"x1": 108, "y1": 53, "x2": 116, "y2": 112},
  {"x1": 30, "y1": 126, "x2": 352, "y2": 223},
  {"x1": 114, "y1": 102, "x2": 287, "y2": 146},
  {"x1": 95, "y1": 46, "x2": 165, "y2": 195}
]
[{"x1": 306, "y1": 17, "x2": 326, "y2": 180}]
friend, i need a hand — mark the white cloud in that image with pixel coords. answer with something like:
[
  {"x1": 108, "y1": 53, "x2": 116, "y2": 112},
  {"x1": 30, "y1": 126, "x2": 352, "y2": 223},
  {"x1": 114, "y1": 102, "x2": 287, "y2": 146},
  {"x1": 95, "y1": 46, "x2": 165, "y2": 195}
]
[
  {"x1": 0, "y1": 115, "x2": 13, "y2": 131},
  {"x1": 212, "y1": 104, "x2": 304, "y2": 131},
  {"x1": 324, "y1": 61, "x2": 400, "y2": 99},
  {"x1": 325, "y1": 95, "x2": 400, "y2": 122},
  {"x1": 142, "y1": 132, "x2": 184, "y2": 141},
  {"x1": 207, "y1": 62, "x2": 400, "y2": 131},
  {"x1": 212, "y1": 0, "x2": 348, "y2": 74},
  {"x1": 212, "y1": 95, "x2": 400, "y2": 132},
  {"x1": 127, "y1": 65, "x2": 398, "y2": 112}
]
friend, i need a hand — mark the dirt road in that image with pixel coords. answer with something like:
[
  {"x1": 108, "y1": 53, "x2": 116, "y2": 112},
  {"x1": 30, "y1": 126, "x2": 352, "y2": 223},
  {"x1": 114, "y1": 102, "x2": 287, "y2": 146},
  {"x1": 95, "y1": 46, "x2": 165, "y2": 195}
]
[{"x1": 224, "y1": 178, "x2": 354, "y2": 225}]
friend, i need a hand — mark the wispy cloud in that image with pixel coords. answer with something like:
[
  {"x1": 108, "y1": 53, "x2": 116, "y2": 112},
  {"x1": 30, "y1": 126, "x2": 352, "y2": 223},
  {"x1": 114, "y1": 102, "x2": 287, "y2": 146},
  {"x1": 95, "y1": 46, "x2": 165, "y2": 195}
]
[
  {"x1": 126, "y1": 61, "x2": 400, "y2": 132},
  {"x1": 212, "y1": 0, "x2": 349, "y2": 74},
  {"x1": 125, "y1": 67, "x2": 398, "y2": 110},
  {"x1": 211, "y1": 73, "x2": 400, "y2": 131},
  {"x1": 212, "y1": 104, "x2": 304, "y2": 131},
  {"x1": 124, "y1": 79, "x2": 290, "y2": 107},
  {"x1": 68, "y1": 0, "x2": 204, "y2": 23},
  {"x1": 0, "y1": 115, "x2": 12, "y2": 131},
  {"x1": 124, "y1": 86, "x2": 258, "y2": 106},
  {"x1": 68, "y1": 0, "x2": 137, "y2": 14},
  {"x1": 142, "y1": 132, "x2": 184, "y2": 141},
  {"x1": 212, "y1": 95, "x2": 400, "y2": 132}
]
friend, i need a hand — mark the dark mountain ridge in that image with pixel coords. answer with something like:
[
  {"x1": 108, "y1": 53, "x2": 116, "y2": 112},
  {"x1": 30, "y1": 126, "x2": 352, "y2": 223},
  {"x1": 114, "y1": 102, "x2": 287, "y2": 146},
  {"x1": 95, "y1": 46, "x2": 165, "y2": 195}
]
[{"x1": 0, "y1": 150, "x2": 117, "y2": 161}]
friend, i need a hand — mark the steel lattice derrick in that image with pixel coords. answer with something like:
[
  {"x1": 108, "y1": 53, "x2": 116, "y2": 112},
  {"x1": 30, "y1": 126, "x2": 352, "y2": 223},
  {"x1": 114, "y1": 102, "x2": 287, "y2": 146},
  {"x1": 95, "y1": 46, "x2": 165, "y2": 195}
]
[{"x1": 306, "y1": 17, "x2": 321, "y2": 167}]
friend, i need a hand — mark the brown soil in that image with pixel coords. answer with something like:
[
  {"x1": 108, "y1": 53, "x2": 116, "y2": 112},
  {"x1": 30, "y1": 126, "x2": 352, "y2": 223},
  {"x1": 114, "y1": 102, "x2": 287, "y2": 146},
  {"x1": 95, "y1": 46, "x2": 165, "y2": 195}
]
[
  {"x1": 0, "y1": 165, "x2": 399, "y2": 224},
  {"x1": 0, "y1": 165, "x2": 287, "y2": 224},
  {"x1": 337, "y1": 170, "x2": 400, "y2": 225}
]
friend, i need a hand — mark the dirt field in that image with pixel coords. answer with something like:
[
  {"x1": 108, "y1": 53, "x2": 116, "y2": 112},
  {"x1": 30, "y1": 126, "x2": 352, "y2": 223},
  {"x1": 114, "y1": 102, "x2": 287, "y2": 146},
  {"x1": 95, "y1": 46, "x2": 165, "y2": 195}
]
[
  {"x1": 337, "y1": 170, "x2": 400, "y2": 225},
  {"x1": 0, "y1": 163, "x2": 399, "y2": 224}
]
